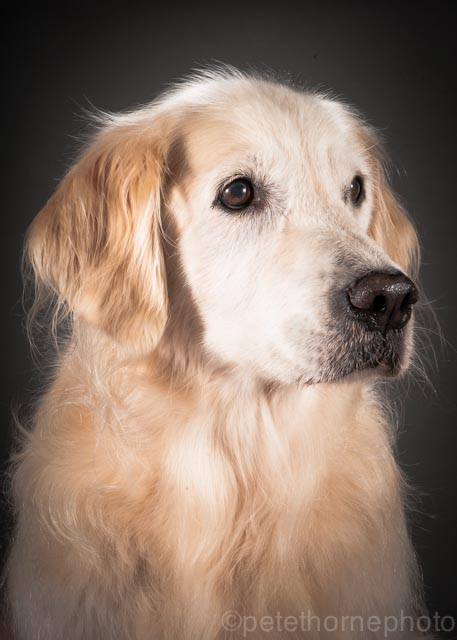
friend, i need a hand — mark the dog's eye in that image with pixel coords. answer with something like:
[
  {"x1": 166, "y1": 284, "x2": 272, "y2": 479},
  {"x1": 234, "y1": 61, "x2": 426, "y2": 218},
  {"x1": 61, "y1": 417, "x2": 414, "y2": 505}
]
[
  {"x1": 348, "y1": 176, "x2": 364, "y2": 206},
  {"x1": 219, "y1": 178, "x2": 254, "y2": 211}
]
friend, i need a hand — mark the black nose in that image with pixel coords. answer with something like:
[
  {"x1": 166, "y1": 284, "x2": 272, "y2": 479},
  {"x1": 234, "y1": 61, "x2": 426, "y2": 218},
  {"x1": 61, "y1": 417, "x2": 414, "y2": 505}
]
[{"x1": 347, "y1": 271, "x2": 418, "y2": 333}]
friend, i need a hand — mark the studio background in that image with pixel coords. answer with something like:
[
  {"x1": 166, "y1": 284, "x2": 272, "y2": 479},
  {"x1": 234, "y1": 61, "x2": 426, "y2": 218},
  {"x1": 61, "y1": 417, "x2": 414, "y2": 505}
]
[{"x1": 2, "y1": 0, "x2": 456, "y2": 632}]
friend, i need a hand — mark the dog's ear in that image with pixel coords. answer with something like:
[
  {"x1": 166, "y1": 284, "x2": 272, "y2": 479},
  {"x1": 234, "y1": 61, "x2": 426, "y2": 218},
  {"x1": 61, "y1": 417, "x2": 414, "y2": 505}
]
[
  {"x1": 365, "y1": 136, "x2": 420, "y2": 277},
  {"x1": 26, "y1": 121, "x2": 169, "y2": 353}
]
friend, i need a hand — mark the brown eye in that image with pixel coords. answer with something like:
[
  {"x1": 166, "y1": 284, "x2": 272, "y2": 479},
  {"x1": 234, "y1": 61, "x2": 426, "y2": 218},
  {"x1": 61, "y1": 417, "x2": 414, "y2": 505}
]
[
  {"x1": 349, "y1": 175, "x2": 364, "y2": 206},
  {"x1": 219, "y1": 178, "x2": 254, "y2": 211}
]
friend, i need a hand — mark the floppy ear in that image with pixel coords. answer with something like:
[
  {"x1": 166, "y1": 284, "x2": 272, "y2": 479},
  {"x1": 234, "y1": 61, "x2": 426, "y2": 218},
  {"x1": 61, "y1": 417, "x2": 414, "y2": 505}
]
[
  {"x1": 26, "y1": 122, "x2": 169, "y2": 354},
  {"x1": 368, "y1": 153, "x2": 420, "y2": 278}
]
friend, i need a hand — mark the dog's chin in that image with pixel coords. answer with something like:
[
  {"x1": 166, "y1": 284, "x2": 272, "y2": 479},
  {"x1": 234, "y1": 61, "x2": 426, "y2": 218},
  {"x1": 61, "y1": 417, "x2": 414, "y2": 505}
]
[
  {"x1": 329, "y1": 360, "x2": 405, "y2": 385},
  {"x1": 299, "y1": 329, "x2": 412, "y2": 386}
]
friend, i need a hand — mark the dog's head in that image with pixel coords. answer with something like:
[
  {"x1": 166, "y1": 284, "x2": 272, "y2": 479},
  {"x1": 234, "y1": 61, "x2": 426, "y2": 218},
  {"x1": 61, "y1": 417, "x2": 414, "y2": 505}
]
[{"x1": 27, "y1": 70, "x2": 419, "y2": 385}]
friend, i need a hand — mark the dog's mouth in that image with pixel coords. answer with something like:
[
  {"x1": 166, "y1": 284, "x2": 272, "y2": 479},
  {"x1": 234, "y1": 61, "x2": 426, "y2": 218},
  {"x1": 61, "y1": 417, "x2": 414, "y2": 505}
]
[
  {"x1": 302, "y1": 269, "x2": 417, "y2": 384},
  {"x1": 346, "y1": 330, "x2": 408, "y2": 377},
  {"x1": 303, "y1": 324, "x2": 411, "y2": 385}
]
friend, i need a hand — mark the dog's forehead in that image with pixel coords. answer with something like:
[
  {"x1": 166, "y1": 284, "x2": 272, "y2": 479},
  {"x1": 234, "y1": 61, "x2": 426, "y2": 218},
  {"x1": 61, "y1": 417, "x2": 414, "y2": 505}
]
[{"x1": 176, "y1": 79, "x2": 362, "y2": 177}]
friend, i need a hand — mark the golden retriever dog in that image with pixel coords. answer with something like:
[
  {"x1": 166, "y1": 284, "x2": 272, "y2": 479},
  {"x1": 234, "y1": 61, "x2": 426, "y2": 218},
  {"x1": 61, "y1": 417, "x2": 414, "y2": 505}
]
[{"x1": 7, "y1": 68, "x2": 429, "y2": 639}]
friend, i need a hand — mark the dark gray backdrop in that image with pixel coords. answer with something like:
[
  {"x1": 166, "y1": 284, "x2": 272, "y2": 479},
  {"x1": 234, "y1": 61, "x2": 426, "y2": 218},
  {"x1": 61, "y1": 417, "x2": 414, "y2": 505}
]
[{"x1": 2, "y1": 0, "x2": 456, "y2": 633}]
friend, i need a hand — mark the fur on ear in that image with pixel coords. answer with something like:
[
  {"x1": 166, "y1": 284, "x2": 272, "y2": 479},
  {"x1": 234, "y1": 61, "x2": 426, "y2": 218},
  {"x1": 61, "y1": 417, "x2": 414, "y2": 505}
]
[
  {"x1": 26, "y1": 121, "x2": 169, "y2": 354},
  {"x1": 359, "y1": 125, "x2": 420, "y2": 278},
  {"x1": 369, "y1": 169, "x2": 420, "y2": 278}
]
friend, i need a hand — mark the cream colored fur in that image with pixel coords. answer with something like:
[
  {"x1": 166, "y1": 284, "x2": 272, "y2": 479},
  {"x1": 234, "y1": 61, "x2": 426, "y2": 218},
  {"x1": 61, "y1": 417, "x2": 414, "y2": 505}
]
[{"x1": 7, "y1": 69, "x2": 427, "y2": 639}]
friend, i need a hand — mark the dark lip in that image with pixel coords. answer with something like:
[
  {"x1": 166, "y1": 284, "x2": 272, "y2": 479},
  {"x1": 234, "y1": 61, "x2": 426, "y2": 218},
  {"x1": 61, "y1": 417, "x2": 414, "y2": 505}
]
[
  {"x1": 344, "y1": 344, "x2": 405, "y2": 379},
  {"x1": 338, "y1": 358, "x2": 401, "y2": 382},
  {"x1": 299, "y1": 331, "x2": 408, "y2": 386},
  {"x1": 301, "y1": 360, "x2": 401, "y2": 386},
  {"x1": 298, "y1": 361, "x2": 397, "y2": 386}
]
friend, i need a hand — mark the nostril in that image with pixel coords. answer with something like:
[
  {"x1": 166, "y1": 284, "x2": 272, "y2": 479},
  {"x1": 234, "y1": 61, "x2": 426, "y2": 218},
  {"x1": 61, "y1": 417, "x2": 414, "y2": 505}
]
[
  {"x1": 400, "y1": 287, "x2": 418, "y2": 311},
  {"x1": 401, "y1": 294, "x2": 412, "y2": 311},
  {"x1": 372, "y1": 295, "x2": 387, "y2": 313}
]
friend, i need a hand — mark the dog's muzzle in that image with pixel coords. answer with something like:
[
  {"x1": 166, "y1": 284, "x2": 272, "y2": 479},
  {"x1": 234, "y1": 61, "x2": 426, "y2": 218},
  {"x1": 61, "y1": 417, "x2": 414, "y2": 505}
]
[{"x1": 332, "y1": 269, "x2": 419, "y2": 376}]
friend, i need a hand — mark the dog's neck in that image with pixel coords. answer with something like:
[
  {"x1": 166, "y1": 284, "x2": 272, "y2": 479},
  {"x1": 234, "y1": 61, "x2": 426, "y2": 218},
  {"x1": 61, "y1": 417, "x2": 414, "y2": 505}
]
[
  {"x1": 71, "y1": 320, "x2": 377, "y2": 451},
  {"x1": 49, "y1": 324, "x2": 414, "y2": 624}
]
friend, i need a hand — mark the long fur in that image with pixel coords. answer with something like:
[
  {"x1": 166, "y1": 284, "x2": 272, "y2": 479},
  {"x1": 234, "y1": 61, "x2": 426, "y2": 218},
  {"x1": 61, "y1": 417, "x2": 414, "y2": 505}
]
[{"x1": 6, "y1": 68, "x2": 428, "y2": 639}]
